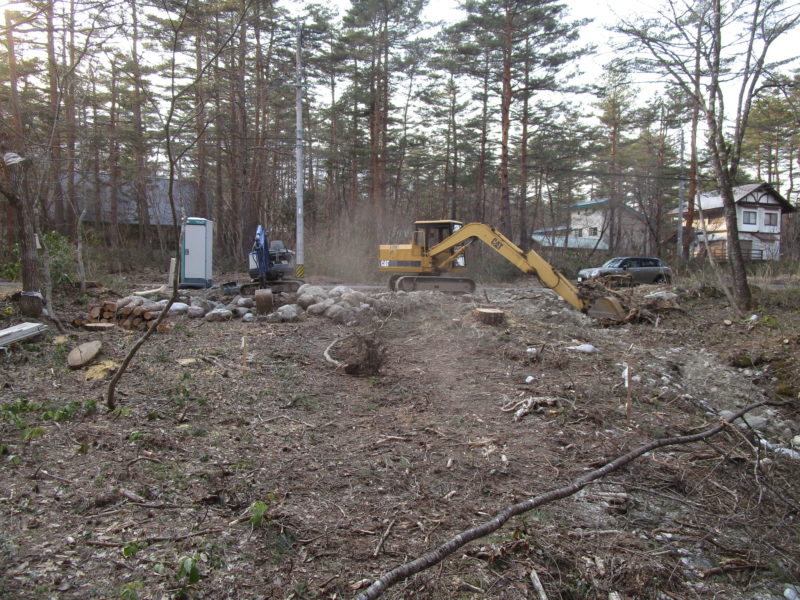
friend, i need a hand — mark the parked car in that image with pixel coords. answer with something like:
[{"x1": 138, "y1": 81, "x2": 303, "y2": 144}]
[{"x1": 577, "y1": 257, "x2": 672, "y2": 284}]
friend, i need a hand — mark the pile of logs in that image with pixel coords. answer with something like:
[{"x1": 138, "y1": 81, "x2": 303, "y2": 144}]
[{"x1": 86, "y1": 296, "x2": 170, "y2": 332}]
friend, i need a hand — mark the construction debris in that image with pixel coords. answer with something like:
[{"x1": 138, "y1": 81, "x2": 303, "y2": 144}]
[{"x1": 0, "y1": 322, "x2": 48, "y2": 348}]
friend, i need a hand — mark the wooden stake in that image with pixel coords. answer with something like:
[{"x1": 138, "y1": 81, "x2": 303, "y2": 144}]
[{"x1": 241, "y1": 336, "x2": 248, "y2": 377}]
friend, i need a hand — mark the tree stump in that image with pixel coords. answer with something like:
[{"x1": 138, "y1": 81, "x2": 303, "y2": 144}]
[{"x1": 474, "y1": 308, "x2": 505, "y2": 325}]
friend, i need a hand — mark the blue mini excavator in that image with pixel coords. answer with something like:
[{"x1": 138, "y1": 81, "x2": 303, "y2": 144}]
[{"x1": 239, "y1": 225, "x2": 302, "y2": 313}]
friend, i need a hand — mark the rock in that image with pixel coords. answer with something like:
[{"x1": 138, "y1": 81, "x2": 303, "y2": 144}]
[
  {"x1": 785, "y1": 584, "x2": 800, "y2": 600},
  {"x1": 792, "y1": 435, "x2": 800, "y2": 449},
  {"x1": 296, "y1": 284, "x2": 327, "y2": 298},
  {"x1": 168, "y1": 302, "x2": 190, "y2": 315},
  {"x1": 324, "y1": 303, "x2": 353, "y2": 324},
  {"x1": 205, "y1": 308, "x2": 233, "y2": 322},
  {"x1": 236, "y1": 297, "x2": 255, "y2": 308},
  {"x1": 307, "y1": 298, "x2": 335, "y2": 316},
  {"x1": 339, "y1": 292, "x2": 363, "y2": 307},
  {"x1": 191, "y1": 297, "x2": 217, "y2": 313},
  {"x1": 266, "y1": 312, "x2": 283, "y2": 323},
  {"x1": 242, "y1": 312, "x2": 255, "y2": 323},
  {"x1": 740, "y1": 414, "x2": 769, "y2": 432},
  {"x1": 297, "y1": 293, "x2": 318, "y2": 309},
  {"x1": 187, "y1": 306, "x2": 206, "y2": 319},
  {"x1": 328, "y1": 285, "x2": 354, "y2": 297},
  {"x1": 276, "y1": 304, "x2": 300, "y2": 322},
  {"x1": 231, "y1": 307, "x2": 250, "y2": 318}
]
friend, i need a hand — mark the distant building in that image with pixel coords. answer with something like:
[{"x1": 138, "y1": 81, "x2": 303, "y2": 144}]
[
  {"x1": 531, "y1": 198, "x2": 648, "y2": 253},
  {"x1": 74, "y1": 176, "x2": 200, "y2": 227},
  {"x1": 669, "y1": 183, "x2": 794, "y2": 261}
]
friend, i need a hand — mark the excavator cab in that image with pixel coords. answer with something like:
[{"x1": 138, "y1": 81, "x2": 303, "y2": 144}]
[{"x1": 413, "y1": 220, "x2": 466, "y2": 268}]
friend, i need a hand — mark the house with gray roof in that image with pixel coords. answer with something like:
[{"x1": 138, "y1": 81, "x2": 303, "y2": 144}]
[
  {"x1": 532, "y1": 198, "x2": 649, "y2": 254},
  {"x1": 669, "y1": 183, "x2": 794, "y2": 260}
]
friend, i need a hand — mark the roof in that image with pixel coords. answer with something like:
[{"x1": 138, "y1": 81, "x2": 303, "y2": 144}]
[
  {"x1": 668, "y1": 182, "x2": 794, "y2": 215},
  {"x1": 532, "y1": 225, "x2": 570, "y2": 234},
  {"x1": 571, "y1": 198, "x2": 644, "y2": 218},
  {"x1": 413, "y1": 220, "x2": 463, "y2": 226},
  {"x1": 531, "y1": 233, "x2": 608, "y2": 250}
]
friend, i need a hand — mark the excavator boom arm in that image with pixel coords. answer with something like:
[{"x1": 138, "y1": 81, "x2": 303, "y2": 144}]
[{"x1": 427, "y1": 223, "x2": 587, "y2": 313}]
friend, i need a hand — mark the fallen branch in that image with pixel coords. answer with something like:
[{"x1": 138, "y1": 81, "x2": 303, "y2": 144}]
[
  {"x1": 373, "y1": 518, "x2": 397, "y2": 557},
  {"x1": 354, "y1": 400, "x2": 781, "y2": 600},
  {"x1": 85, "y1": 526, "x2": 225, "y2": 548}
]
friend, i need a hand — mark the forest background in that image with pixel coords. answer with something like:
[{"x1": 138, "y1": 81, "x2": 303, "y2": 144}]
[{"x1": 1, "y1": 0, "x2": 799, "y2": 285}]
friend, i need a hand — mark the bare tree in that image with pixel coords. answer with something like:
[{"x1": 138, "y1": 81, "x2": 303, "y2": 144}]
[
  {"x1": 618, "y1": 0, "x2": 800, "y2": 310},
  {"x1": 107, "y1": 0, "x2": 251, "y2": 410}
]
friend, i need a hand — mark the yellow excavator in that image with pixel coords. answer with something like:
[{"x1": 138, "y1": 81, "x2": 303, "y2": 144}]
[{"x1": 378, "y1": 220, "x2": 626, "y2": 321}]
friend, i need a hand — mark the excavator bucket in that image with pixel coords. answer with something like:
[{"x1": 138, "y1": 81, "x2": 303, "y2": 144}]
[{"x1": 585, "y1": 296, "x2": 627, "y2": 322}]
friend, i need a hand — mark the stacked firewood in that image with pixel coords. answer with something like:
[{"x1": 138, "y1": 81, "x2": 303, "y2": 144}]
[{"x1": 86, "y1": 296, "x2": 171, "y2": 332}]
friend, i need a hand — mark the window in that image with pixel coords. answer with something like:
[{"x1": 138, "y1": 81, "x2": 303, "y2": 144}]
[
  {"x1": 742, "y1": 210, "x2": 757, "y2": 225},
  {"x1": 765, "y1": 212, "x2": 778, "y2": 227},
  {"x1": 589, "y1": 227, "x2": 598, "y2": 237},
  {"x1": 574, "y1": 228, "x2": 583, "y2": 237}
]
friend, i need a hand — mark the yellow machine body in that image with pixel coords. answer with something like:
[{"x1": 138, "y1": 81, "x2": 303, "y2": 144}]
[{"x1": 378, "y1": 220, "x2": 626, "y2": 321}]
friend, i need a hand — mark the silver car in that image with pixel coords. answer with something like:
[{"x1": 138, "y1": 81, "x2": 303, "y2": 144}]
[{"x1": 577, "y1": 257, "x2": 672, "y2": 284}]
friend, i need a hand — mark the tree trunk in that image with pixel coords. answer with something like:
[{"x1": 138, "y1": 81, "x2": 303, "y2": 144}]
[
  {"x1": 498, "y1": 10, "x2": 513, "y2": 237},
  {"x1": 46, "y1": 0, "x2": 64, "y2": 233}
]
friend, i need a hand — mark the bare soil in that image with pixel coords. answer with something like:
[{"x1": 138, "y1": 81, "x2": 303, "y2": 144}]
[{"x1": 1, "y1": 275, "x2": 799, "y2": 600}]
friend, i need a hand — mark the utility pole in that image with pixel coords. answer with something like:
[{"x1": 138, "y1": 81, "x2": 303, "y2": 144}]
[
  {"x1": 295, "y1": 20, "x2": 305, "y2": 280},
  {"x1": 677, "y1": 129, "x2": 685, "y2": 258}
]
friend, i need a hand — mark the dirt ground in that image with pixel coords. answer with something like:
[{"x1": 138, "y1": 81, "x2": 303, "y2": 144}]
[{"x1": 1, "y1": 273, "x2": 799, "y2": 600}]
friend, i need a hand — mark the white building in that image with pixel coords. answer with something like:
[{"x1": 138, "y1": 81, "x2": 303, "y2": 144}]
[{"x1": 673, "y1": 183, "x2": 794, "y2": 260}]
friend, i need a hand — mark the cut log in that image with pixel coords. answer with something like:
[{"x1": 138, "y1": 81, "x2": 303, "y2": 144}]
[
  {"x1": 67, "y1": 340, "x2": 102, "y2": 368},
  {"x1": 143, "y1": 310, "x2": 162, "y2": 320},
  {"x1": 116, "y1": 296, "x2": 133, "y2": 309},
  {"x1": 84, "y1": 322, "x2": 115, "y2": 331},
  {"x1": 118, "y1": 306, "x2": 134, "y2": 317},
  {"x1": 88, "y1": 306, "x2": 101, "y2": 320},
  {"x1": 102, "y1": 310, "x2": 114, "y2": 320},
  {"x1": 474, "y1": 308, "x2": 505, "y2": 325},
  {"x1": 101, "y1": 301, "x2": 117, "y2": 312},
  {"x1": 134, "y1": 302, "x2": 161, "y2": 317}
]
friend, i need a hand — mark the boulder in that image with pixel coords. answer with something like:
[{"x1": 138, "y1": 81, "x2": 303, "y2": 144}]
[
  {"x1": 191, "y1": 297, "x2": 216, "y2": 313},
  {"x1": 242, "y1": 312, "x2": 255, "y2": 323},
  {"x1": 340, "y1": 292, "x2": 366, "y2": 307},
  {"x1": 307, "y1": 298, "x2": 335, "y2": 316},
  {"x1": 168, "y1": 302, "x2": 190, "y2": 315},
  {"x1": 325, "y1": 303, "x2": 354, "y2": 324},
  {"x1": 231, "y1": 307, "x2": 250, "y2": 318},
  {"x1": 297, "y1": 284, "x2": 327, "y2": 298},
  {"x1": 205, "y1": 308, "x2": 233, "y2": 322},
  {"x1": 276, "y1": 304, "x2": 300, "y2": 322},
  {"x1": 328, "y1": 285, "x2": 354, "y2": 298},
  {"x1": 187, "y1": 306, "x2": 206, "y2": 319},
  {"x1": 236, "y1": 297, "x2": 255, "y2": 308},
  {"x1": 297, "y1": 293, "x2": 318, "y2": 310}
]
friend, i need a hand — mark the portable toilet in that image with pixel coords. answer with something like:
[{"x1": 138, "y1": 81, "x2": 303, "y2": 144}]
[{"x1": 180, "y1": 217, "x2": 214, "y2": 289}]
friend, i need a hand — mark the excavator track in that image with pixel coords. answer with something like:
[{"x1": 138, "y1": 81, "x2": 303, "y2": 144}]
[
  {"x1": 239, "y1": 279, "x2": 302, "y2": 296},
  {"x1": 394, "y1": 276, "x2": 476, "y2": 294}
]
